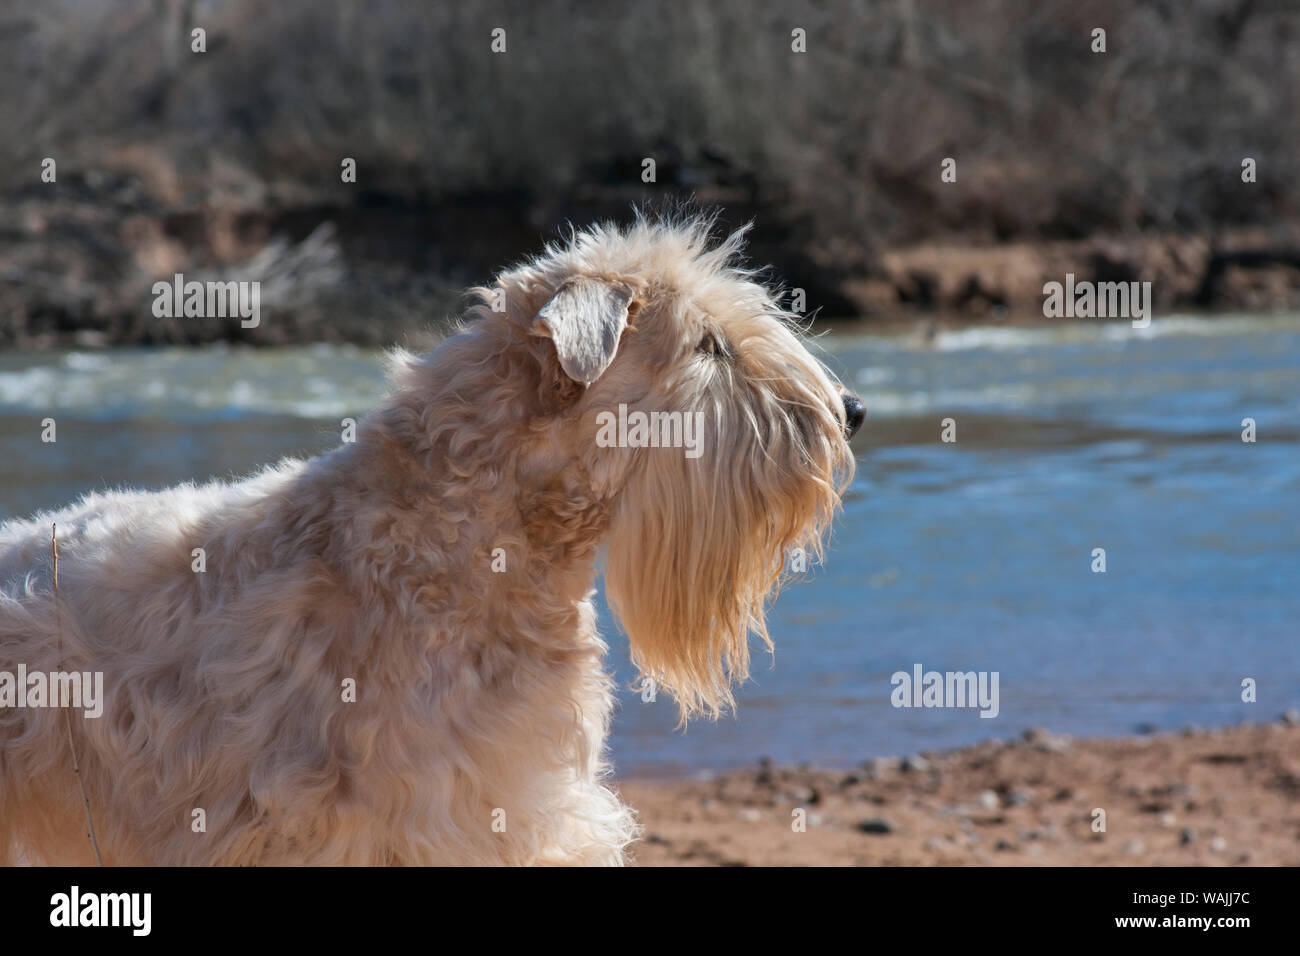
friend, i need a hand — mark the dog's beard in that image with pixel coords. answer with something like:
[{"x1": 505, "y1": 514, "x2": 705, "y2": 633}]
[{"x1": 603, "y1": 371, "x2": 852, "y2": 722}]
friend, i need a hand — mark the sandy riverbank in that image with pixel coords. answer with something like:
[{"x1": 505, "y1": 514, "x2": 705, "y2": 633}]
[{"x1": 617, "y1": 720, "x2": 1300, "y2": 866}]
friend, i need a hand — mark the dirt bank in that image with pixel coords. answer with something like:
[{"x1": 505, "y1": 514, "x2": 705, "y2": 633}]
[{"x1": 617, "y1": 720, "x2": 1300, "y2": 866}]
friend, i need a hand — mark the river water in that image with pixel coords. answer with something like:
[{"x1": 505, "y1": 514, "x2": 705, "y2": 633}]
[{"x1": 2, "y1": 314, "x2": 1296, "y2": 774}]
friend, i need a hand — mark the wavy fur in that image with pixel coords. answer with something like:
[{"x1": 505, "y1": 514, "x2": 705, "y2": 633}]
[{"x1": 0, "y1": 211, "x2": 856, "y2": 864}]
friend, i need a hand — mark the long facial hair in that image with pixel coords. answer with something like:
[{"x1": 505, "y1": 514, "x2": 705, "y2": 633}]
[{"x1": 603, "y1": 318, "x2": 854, "y2": 721}]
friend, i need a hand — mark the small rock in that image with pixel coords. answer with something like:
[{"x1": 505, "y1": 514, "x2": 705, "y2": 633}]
[
  {"x1": 1180, "y1": 828, "x2": 1197, "y2": 846},
  {"x1": 1210, "y1": 836, "x2": 1227, "y2": 853},
  {"x1": 1025, "y1": 843, "x2": 1045, "y2": 857},
  {"x1": 1160, "y1": 811, "x2": 1178, "y2": 828},
  {"x1": 1282, "y1": 709, "x2": 1300, "y2": 726},
  {"x1": 994, "y1": 839, "x2": 1017, "y2": 852},
  {"x1": 737, "y1": 808, "x2": 762, "y2": 823},
  {"x1": 901, "y1": 754, "x2": 930, "y2": 773},
  {"x1": 856, "y1": 817, "x2": 895, "y2": 835},
  {"x1": 862, "y1": 756, "x2": 899, "y2": 778},
  {"x1": 1023, "y1": 727, "x2": 1071, "y2": 752},
  {"x1": 1009, "y1": 789, "x2": 1032, "y2": 806},
  {"x1": 1124, "y1": 839, "x2": 1146, "y2": 855},
  {"x1": 977, "y1": 789, "x2": 1000, "y2": 810},
  {"x1": 1134, "y1": 722, "x2": 1158, "y2": 735}
]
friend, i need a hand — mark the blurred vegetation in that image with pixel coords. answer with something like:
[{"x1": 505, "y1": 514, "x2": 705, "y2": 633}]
[{"x1": 2, "y1": 0, "x2": 1299, "y2": 347}]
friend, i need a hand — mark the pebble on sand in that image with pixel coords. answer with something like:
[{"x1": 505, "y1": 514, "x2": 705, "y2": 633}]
[
  {"x1": 901, "y1": 755, "x2": 930, "y2": 773},
  {"x1": 857, "y1": 817, "x2": 896, "y2": 835}
]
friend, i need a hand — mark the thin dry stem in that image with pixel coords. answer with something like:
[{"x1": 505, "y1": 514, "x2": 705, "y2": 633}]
[{"x1": 52, "y1": 523, "x2": 103, "y2": 866}]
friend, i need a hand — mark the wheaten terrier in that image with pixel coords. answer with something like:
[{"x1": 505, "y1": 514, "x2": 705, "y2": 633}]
[{"x1": 0, "y1": 213, "x2": 863, "y2": 865}]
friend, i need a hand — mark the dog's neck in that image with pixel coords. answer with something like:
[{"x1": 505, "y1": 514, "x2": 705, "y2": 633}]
[{"x1": 310, "y1": 363, "x2": 613, "y2": 618}]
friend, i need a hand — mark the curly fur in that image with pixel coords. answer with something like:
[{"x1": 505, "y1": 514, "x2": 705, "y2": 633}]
[{"x1": 0, "y1": 212, "x2": 857, "y2": 865}]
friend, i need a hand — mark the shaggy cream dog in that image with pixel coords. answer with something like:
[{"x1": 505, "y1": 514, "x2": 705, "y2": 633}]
[{"x1": 0, "y1": 213, "x2": 862, "y2": 865}]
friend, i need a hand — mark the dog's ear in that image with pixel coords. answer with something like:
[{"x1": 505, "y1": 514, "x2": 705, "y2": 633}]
[{"x1": 530, "y1": 277, "x2": 634, "y2": 386}]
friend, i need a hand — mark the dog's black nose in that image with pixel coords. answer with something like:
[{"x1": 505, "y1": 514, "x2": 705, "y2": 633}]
[{"x1": 842, "y1": 394, "x2": 865, "y2": 438}]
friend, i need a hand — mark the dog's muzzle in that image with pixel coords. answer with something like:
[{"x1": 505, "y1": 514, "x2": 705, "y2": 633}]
[{"x1": 842, "y1": 394, "x2": 865, "y2": 438}]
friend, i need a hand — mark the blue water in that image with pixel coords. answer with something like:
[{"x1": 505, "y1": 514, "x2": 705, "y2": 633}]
[{"x1": 2, "y1": 316, "x2": 1297, "y2": 774}]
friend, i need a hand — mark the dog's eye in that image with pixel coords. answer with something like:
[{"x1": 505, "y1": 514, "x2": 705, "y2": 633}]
[{"x1": 697, "y1": 332, "x2": 727, "y2": 358}]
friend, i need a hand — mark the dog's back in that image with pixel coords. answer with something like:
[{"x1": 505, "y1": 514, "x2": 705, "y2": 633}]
[{"x1": 0, "y1": 464, "x2": 395, "y2": 864}]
